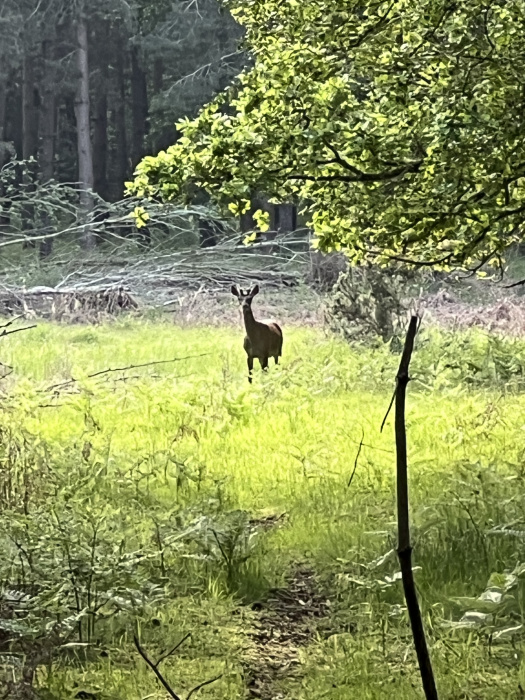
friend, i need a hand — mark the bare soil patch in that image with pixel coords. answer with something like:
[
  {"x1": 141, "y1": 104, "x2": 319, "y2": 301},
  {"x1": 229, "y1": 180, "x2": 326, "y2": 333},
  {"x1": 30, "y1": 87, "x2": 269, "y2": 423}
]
[{"x1": 243, "y1": 565, "x2": 329, "y2": 699}]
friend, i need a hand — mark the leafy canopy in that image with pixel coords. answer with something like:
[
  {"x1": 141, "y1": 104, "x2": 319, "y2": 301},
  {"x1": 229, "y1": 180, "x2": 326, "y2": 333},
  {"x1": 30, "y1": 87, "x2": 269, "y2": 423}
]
[{"x1": 128, "y1": 0, "x2": 525, "y2": 269}]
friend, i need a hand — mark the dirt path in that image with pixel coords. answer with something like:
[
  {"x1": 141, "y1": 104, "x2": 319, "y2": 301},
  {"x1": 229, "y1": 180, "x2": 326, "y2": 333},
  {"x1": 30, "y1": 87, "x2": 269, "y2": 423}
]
[{"x1": 243, "y1": 565, "x2": 329, "y2": 699}]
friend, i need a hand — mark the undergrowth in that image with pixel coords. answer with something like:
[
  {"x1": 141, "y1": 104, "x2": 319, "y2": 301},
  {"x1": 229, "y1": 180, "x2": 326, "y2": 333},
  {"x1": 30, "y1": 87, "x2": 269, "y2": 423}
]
[{"x1": 0, "y1": 320, "x2": 525, "y2": 698}]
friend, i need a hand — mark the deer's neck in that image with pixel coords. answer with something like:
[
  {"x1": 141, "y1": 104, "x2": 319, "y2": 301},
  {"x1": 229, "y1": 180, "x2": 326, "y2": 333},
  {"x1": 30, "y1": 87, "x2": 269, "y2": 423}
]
[{"x1": 242, "y1": 306, "x2": 258, "y2": 336}]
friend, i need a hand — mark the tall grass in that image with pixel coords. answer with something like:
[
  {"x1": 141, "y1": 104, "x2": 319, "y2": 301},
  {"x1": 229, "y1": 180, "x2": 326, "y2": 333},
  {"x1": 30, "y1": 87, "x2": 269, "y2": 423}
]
[{"x1": 1, "y1": 319, "x2": 525, "y2": 698}]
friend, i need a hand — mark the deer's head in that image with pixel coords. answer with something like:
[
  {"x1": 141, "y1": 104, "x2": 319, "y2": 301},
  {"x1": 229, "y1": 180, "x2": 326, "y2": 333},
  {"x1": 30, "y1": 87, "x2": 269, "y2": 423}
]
[{"x1": 231, "y1": 284, "x2": 259, "y2": 310}]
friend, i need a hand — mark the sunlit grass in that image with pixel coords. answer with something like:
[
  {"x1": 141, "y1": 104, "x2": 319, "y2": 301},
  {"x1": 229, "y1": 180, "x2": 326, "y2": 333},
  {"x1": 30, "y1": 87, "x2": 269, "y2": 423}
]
[{"x1": 2, "y1": 318, "x2": 525, "y2": 698}]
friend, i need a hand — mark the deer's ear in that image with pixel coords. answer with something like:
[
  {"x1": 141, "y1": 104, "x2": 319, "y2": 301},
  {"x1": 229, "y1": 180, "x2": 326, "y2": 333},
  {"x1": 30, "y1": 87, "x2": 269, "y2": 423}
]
[
  {"x1": 251, "y1": 284, "x2": 260, "y2": 297},
  {"x1": 231, "y1": 285, "x2": 240, "y2": 297}
]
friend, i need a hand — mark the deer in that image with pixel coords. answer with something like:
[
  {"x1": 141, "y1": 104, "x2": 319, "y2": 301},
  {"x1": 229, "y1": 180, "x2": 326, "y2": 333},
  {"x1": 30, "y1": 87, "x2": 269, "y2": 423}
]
[{"x1": 231, "y1": 284, "x2": 283, "y2": 383}]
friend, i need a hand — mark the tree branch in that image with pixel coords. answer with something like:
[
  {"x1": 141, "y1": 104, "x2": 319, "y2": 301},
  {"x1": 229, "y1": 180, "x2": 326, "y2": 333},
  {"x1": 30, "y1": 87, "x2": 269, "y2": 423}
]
[
  {"x1": 133, "y1": 634, "x2": 222, "y2": 700},
  {"x1": 133, "y1": 635, "x2": 182, "y2": 700},
  {"x1": 0, "y1": 324, "x2": 37, "y2": 339},
  {"x1": 156, "y1": 633, "x2": 192, "y2": 667},
  {"x1": 287, "y1": 159, "x2": 422, "y2": 184},
  {"x1": 186, "y1": 675, "x2": 223, "y2": 700},
  {"x1": 46, "y1": 353, "x2": 211, "y2": 393},
  {"x1": 348, "y1": 429, "x2": 364, "y2": 488}
]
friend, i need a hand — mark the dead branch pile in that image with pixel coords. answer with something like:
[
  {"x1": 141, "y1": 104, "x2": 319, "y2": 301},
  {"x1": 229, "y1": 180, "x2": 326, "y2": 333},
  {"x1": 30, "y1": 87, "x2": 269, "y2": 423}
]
[{"x1": 0, "y1": 286, "x2": 139, "y2": 323}]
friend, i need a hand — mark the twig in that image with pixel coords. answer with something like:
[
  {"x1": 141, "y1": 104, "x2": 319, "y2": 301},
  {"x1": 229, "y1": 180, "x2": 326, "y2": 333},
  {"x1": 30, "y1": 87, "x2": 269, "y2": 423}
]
[
  {"x1": 380, "y1": 388, "x2": 396, "y2": 433},
  {"x1": 133, "y1": 634, "x2": 221, "y2": 700},
  {"x1": 186, "y1": 675, "x2": 223, "y2": 700},
  {"x1": 211, "y1": 528, "x2": 230, "y2": 568},
  {"x1": 46, "y1": 353, "x2": 211, "y2": 392},
  {"x1": 133, "y1": 635, "x2": 182, "y2": 700},
  {"x1": 156, "y1": 633, "x2": 191, "y2": 666},
  {"x1": 394, "y1": 315, "x2": 439, "y2": 700},
  {"x1": 0, "y1": 314, "x2": 24, "y2": 329},
  {"x1": 348, "y1": 429, "x2": 364, "y2": 488},
  {"x1": 504, "y1": 278, "x2": 525, "y2": 289},
  {"x1": 0, "y1": 325, "x2": 37, "y2": 339}
]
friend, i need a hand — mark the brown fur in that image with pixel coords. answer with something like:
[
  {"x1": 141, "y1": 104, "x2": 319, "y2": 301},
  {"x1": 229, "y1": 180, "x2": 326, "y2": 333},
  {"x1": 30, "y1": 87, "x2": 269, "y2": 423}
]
[{"x1": 231, "y1": 284, "x2": 283, "y2": 383}]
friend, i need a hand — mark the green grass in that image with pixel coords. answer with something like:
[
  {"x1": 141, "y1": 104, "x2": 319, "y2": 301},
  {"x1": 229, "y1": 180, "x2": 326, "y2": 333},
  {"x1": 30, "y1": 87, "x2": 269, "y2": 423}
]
[{"x1": 2, "y1": 319, "x2": 525, "y2": 699}]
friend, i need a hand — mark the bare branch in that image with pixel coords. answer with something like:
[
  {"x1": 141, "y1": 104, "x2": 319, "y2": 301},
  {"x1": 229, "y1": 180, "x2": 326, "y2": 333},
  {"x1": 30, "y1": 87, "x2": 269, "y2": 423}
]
[
  {"x1": 0, "y1": 324, "x2": 37, "y2": 339},
  {"x1": 186, "y1": 675, "x2": 223, "y2": 700},
  {"x1": 156, "y1": 633, "x2": 192, "y2": 667},
  {"x1": 348, "y1": 429, "x2": 364, "y2": 488},
  {"x1": 46, "y1": 353, "x2": 211, "y2": 393},
  {"x1": 380, "y1": 388, "x2": 396, "y2": 433},
  {"x1": 394, "y1": 316, "x2": 439, "y2": 700},
  {"x1": 133, "y1": 635, "x2": 182, "y2": 700}
]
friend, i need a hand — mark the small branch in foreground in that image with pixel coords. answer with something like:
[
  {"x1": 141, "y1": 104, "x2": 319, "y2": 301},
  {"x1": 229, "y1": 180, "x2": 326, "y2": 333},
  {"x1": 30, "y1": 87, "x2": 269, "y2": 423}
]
[
  {"x1": 0, "y1": 314, "x2": 25, "y2": 329},
  {"x1": 46, "y1": 353, "x2": 211, "y2": 393},
  {"x1": 0, "y1": 324, "x2": 37, "y2": 339},
  {"x1": 133, "y1": 635, "x2": 182, "y2": 700},
  {"x1": 186, "y1": 676, "x2": 223, "y2": 700},
  {"x1": 380, "y1": 388, "x2": 396, "y2": 433},
  {"x1": 348, "y1": 429, "x2": 364, "y2": 488},
  {"x1": 156, "y1": 632, "x2": 192, "y2": 667},
  {"x1": 133, "y1": 634, "x2": 222, "y2": 700},
  {"x1": 394, "y1": 315, "x2": 439, "y2": 700}
]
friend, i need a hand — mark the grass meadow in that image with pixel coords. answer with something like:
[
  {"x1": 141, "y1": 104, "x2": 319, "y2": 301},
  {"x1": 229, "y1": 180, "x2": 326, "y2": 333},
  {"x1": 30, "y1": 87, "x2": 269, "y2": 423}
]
[{"x1": 2, "y1": 317, "x2": 525, "y2": 698}]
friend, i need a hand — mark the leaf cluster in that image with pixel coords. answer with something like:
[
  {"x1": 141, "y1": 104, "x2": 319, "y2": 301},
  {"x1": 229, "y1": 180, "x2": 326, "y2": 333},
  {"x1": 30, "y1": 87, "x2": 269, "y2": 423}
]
[{"x1": 129, "y1": 0, "x2": 525, "y2": 269}]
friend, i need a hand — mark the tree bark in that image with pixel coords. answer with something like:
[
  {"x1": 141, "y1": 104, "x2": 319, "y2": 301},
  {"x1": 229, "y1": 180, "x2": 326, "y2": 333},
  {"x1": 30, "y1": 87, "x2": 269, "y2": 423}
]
[
  {"x1": 0, "y1": 75, "x2": 10, "y2": 237},
  {"x1": 275, "y1": 203, "x2": 297, "y2": 233},
  {"x1": 40, "y1": 40, "x2": 56, "y2": 185},
  {"x1": 5, "y1": 71, "x2": 23, "y2": 158},
  {"x1": 22, "y1": 52, "x2": 39, "y2": 161},
  {"x1": 39, "y1": 38, "x2": 57, "y2": 258},
  {"x1": 130, "y1": 43, "x2": 148, "y2": 169},
  {"x1": 74, "y1": 12, "x2": 95, "y2": 250},
  {"x1": 22, "y1": 51, "x2": 39, "y2": 247},
  {"x1": 93, "y1": 22, "x2": 109, "y2": 201},
  {"x1": 153, "y1": 57, "x2": 164, "y2": 95},
  {"x1": 113, "y1": 29, "x2": 128, "y2": 199},
  {"x1": 395, "y1": 316, "x2": 439, "y2": 700},
  {"x1": 0, "y1": 76, "x2": 6, "y2": 146}
]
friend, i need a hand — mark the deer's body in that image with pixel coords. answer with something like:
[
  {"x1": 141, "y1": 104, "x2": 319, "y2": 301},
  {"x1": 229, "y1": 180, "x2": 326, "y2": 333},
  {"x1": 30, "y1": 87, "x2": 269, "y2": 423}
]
[{"x1": 231, "y1": 284, "x2": 283, "y2": 382}]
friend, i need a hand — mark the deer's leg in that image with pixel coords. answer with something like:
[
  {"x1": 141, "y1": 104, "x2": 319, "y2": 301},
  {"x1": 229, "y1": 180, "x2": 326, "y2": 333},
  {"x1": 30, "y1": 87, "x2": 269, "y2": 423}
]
[
  {"x1": 260, "y1": 356, "x2": 269, "y2": 371},
  {"x1": 247, "y1": 355, "x2": 253, "y2": 383}
]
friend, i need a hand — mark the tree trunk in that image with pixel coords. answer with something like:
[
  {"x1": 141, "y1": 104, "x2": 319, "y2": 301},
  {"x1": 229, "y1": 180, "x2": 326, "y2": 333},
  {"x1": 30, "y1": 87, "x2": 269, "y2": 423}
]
[
  {"x1": 93, "y1": 22, "x2": 109, "y2": 201},
  {"x1": 39, "y1": 38, "x2": 57, "y2": 259},
  {"x1": 0, "y1": 76, "x2": 6, "y2": 147},
  {"x1": 275, "y1": 204, "x2": 297, "y2": 233},
  {"x1": 0, "y1": 75, "x2": 10, "y2": 237},
  {"x1": 74, "y1": 13, "x2": 95, "y2": 250},
  {"x1": 22, "y1": 51, "x2": 39, "y2": 247},
  {"x1": 5, "y1": 72, "x2": 23, "y2": 158},
  {"x1": 113, "y1": 29, "x2": 128, "y2": 200},
  {"x1": 22, "y1": 52, "x2": 39, "y2": 161},
  {"x1": 153, "y1": 57, "x2": 164, "y2": 94},
  {"x1": 130, "y1": 43, "x2": 148, "y2": 169},
  {"x1": 40, "y1": 41, "x2": 56, "y2": 184}
]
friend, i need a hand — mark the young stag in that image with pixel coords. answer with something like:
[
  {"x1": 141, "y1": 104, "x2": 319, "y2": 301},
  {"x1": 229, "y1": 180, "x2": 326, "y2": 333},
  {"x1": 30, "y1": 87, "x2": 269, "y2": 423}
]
[{"x1": 231, "y1": 284, "x2": 283, "y2": 383}]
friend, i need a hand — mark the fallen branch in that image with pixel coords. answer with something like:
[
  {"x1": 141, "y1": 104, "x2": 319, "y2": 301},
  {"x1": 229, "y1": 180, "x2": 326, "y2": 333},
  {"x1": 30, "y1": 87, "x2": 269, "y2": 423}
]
[
  {"x1": 0, "y1": 324, "x2": 37, "y2": 339},
  {"x1": 0, "y1": 314, "x2": 25, "y2": 329},
  {"x1": 133, "y1": 634, "x2": 222, "y2": 700},
  {"x1": 394, "y1": 315, "x2": 439, "y2": 700},
  {"x1": 46, "y1": 353, "x2": 211, "y2": 393}
]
